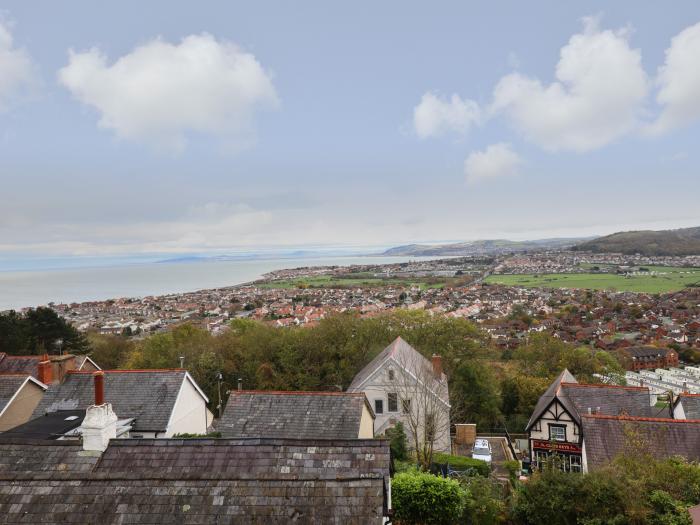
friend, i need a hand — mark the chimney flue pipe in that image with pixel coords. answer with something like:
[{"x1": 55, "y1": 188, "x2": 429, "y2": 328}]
[{"x1": 94, "y1": 371, "x2": 105, "y2": 406}]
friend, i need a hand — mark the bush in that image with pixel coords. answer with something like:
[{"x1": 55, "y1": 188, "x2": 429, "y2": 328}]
[
  {"x1": 432, "y1": 452, "x2": 490, "y2": 477},
  {"x1": 392, "y1": 471, "x2": 465, "y2": 525},
  {"x1": 462, "y1": 477, "x2": 506, "y2": 525},
  {"x1": 385, "y1": 422, "x2": 409, "y2": 461}
]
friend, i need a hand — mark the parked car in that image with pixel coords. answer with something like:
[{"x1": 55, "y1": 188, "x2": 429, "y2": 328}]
[{"x1": 472, "y1": 438, "x2": 492, "y2": 464}]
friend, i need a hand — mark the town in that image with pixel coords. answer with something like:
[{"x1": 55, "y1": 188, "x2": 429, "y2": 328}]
[{"x1": 35, "y1": 251, "x2": 700, "y2": 366}]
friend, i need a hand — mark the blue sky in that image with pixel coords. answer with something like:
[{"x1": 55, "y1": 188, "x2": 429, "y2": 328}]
[{"x1": 1, "y1": 1, "x2": 699, "y2": 259}]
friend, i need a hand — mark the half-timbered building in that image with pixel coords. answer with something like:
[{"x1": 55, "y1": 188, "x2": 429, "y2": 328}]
[{"x1": 526, "y1": 369, "x2": 654, "y2": 472}]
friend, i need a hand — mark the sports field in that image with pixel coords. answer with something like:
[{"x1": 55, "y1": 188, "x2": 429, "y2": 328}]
[{"x1": 484, "y1": 266, "x2": 700, "y2": 293}]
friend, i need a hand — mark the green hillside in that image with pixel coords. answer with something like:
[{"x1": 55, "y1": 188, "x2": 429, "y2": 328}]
[{"x1": 573, "y1": 226, "x2": 700, "y2": 256}]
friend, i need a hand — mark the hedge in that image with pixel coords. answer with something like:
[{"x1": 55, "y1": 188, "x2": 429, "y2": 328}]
[
  {"x1": 432, "y1": 452, "x2": 490, "y2": 477},
  {"x1": 392, "y1": 471, "x2": 465, "y2": 525}
]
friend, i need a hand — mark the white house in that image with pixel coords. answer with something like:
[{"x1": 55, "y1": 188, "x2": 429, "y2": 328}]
[
  {"x1": 31, "y1": 369, "x2": 213, "y2": 438},
  {"x1": 347, "y1": 337, "x2": 451, "y2": 453}
]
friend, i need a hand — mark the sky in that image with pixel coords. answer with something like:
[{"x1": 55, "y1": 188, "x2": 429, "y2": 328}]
[{"x1": 1, "y1": 1, "x2": 700, "y2": 261}]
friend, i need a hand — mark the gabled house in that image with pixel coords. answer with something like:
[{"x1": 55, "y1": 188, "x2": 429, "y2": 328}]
[
  {"x1": 526, "y1": 369, "x2": 653, "y2": 472},
  {"x1": 0, "y1": 375, "x2": 47, "y2": 431},
  {"x1": 0, "y1": 352, "x2": 101, "y2": 384},
  {"x1": 31, "y1": 369, "x2": 212, "y2": 437},
  {"x1": 347, "y1": 336, "x2": 451, "y2": 452},
  {"x1": 673, "y1": 393, "x2": 700, "y2": 419},
  {"x1": 219, "y1": 390, "x2": 375, "y2": 439}
]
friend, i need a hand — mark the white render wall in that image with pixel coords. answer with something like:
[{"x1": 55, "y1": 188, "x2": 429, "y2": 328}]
[
  {"x1": 353, "y1": 359, "x2": 451, "y2": 452},
  {"x1": 529, "y1": 400, "x2": 579, "y2": 444},
  {"x1": 164, "y1": 376, "x2": 211, "y2": 437}
]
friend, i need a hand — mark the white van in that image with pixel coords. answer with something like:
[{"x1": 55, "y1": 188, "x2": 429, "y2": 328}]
[{"x1": 472, "y1": 439, "x2": 492, "y2": 464}]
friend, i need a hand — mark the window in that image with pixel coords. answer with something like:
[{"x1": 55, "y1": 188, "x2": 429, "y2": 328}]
[
  {"x1": 388, "y1": 369, "x2": 395, "y2": 380},
  {"x1": 401, "y1": 398, "x2": 411, "y2": 414},
  {"x1": 549, "y1": 425, "x2": 566, "y2": 442},
  {"x1": 569, "y1": 455, "x2": 582, "y2": 473},
  {"x1": 374, "y1": 399, "x2": 384, "y2": 415},
  {"x1": 535, "y1": 451, "x2": 549, "y2": 469},
  {"x1": 388, "y1": 393, "x2": 398, "y2": 412}
]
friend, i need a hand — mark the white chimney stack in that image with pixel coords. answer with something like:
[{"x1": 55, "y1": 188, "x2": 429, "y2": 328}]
[{"x1": 81, "y1": 403, "x2": 117, "y2": 452}]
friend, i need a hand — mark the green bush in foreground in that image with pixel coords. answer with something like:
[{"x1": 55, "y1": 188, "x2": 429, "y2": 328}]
[
  {"x1": 432, "y1": 452, "x2": 490, "y2": 477},
  {"x1": 392, "y1": 471, "x2": 465, "y2": 525}
]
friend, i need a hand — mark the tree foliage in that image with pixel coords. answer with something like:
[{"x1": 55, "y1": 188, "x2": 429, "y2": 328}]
[
  {"x1": 509, "y1": 455, "x2": 698, "y2": 525},
  {"x1": 392, "y1": 471, "x2": 465, "y2": 525},
  {"x1": 0, "y1": 307, "x2": 89, "y2": 355}
]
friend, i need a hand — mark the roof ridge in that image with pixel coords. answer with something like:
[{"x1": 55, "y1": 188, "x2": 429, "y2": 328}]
[
  {"x1": 67, "y1": 368, "x2": 186, "y2": 374},
  {"x1": 561, "y1": 382, "x2": 649, "y2": 391},
  {"x1": 583, "y1": 414, "x2": 700, "y2": 423},
  {"x1": 230, "y1": 390, "x2": 364, "y2": 397}
]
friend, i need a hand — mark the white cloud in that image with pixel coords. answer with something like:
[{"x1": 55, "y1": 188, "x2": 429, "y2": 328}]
[
  {"x1": 492, "y1": 17, "x2": 648, "y2": 152},
  {"x1": 647, "y1": 21, "x2": 700, "y2": 135},
  {"x1": 413, "y1": 92, "x2": 480, "y2": 138},
  {"x1": 464, "y1": 143, "x2": 522, "y2": 183},
  {"x1": 58, "y1": 33, "x2": 279, "y2": 151},
  {"x1": 0, "y1": 20, "x2": 36, "y2": 111}
]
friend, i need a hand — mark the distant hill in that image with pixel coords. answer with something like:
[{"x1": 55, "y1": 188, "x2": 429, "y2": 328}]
[
  {"x1": 381, "y1": 238, "x2": 586, "y2": 257},
  {"x1": 572, "y1": 226, "x2": 700, "y2": 256}
]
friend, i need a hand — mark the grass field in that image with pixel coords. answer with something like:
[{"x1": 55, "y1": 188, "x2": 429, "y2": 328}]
[
  {"x1": 484, "y1": 266, "x2": 700, "y2": 293},
  {"x1": 257, "y1": 274, "x2": 447, "y2": 290}
]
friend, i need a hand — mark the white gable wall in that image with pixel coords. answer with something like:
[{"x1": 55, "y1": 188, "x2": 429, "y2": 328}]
[
  {"x1": 164, "y1": 376, "x2": 211, "y2": 437},
  {"x1": 352, "y1": 357, "x2": 451, "y2": 452},
  {"x1": 529, "y1": 400, "x2": 580, "y2": 443}
]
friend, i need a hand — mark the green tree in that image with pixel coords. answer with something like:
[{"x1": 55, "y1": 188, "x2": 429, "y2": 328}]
[
  {"x1": 385, "y1": 421, "x2": 408, "y2": 461},
  {"x1": 0, "y1": 307, "x2": 89, "y2": 355},
  {"x1": 450, "y1": 360, "x2": 502, "y2": 430}
]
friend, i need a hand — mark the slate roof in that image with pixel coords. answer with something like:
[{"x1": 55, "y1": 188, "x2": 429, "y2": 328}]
[
  {"x1": 677, "y1": 393, "x2": 700, "y2": 419},
  {"x1": 0, "y1": 409, "x2": 84, "y2": 440},
  {"x1": 0, "y1": 353, "x2": 40, "y2": 377},
  {"x1": 0, "y1": 374, "x2": 46, "y2": 415},
  {"x1": 0, "y1": 438, "x2": 391, "y2": 524},
  {"x1": 347, "y1": 337, "x2": 449, "y2": 405},
  {"x1": 0, "y1": 439, "x2": 99, "y2": 473},
  {"x1": 31, "y1": 369, "x2": 195, "y2": 432},
  {"x1": 526, "y1": 369, "x2": 653, "y2": 431},
  {"x1": 622, "y1": 346, "x2": 674, "y2": 359},
  {"x1": 219, "y1": 391, "x2": 372, "y2": 439},
  {"x1": 559, "y1": 383, "x2": 653, "y2": 420},
  {"x1": 582, "y1": 415, "x2": 700, "y2": 470}
]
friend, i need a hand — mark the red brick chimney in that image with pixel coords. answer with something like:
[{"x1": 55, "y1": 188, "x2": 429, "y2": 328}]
[
  {"x1": 94, "y1": 371, "x2": 105, "y2": 406},
  {"x1": 431, "y1": 354, "x2": 443, "y2": 378},
  {"x1": 37, "y1": 359, "x2": 53, "y2": 384}
]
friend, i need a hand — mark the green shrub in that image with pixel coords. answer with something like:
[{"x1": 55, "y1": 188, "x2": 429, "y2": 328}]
[
  {"x1": 385, "y1": 422, "x2": 409, "y2": 461},
  {"x1": 462, "y1": 477, "x2": 506, "y2": 525},
  {"x1": 432, "y1": 452, "x2": 490, "y2": 477},
  {"x1": 392, "y1": 471, "x2": 465, "y2": 525}
]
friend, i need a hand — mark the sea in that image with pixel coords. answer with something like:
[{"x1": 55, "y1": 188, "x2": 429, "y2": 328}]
[{"x1": 0, "y1": 255, "x2": 437, "y2": 311}]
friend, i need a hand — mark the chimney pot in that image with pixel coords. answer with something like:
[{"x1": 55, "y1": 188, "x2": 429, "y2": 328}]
[
  {"x1": 37, "y1": 360, "x2": 53, "y2": 385},
  {"x1": 431, "y1": 355, "x2": 443, "y2": 378},
  {"x1": 94, "y1": 371, "x2": 105, "y2": 406}
]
